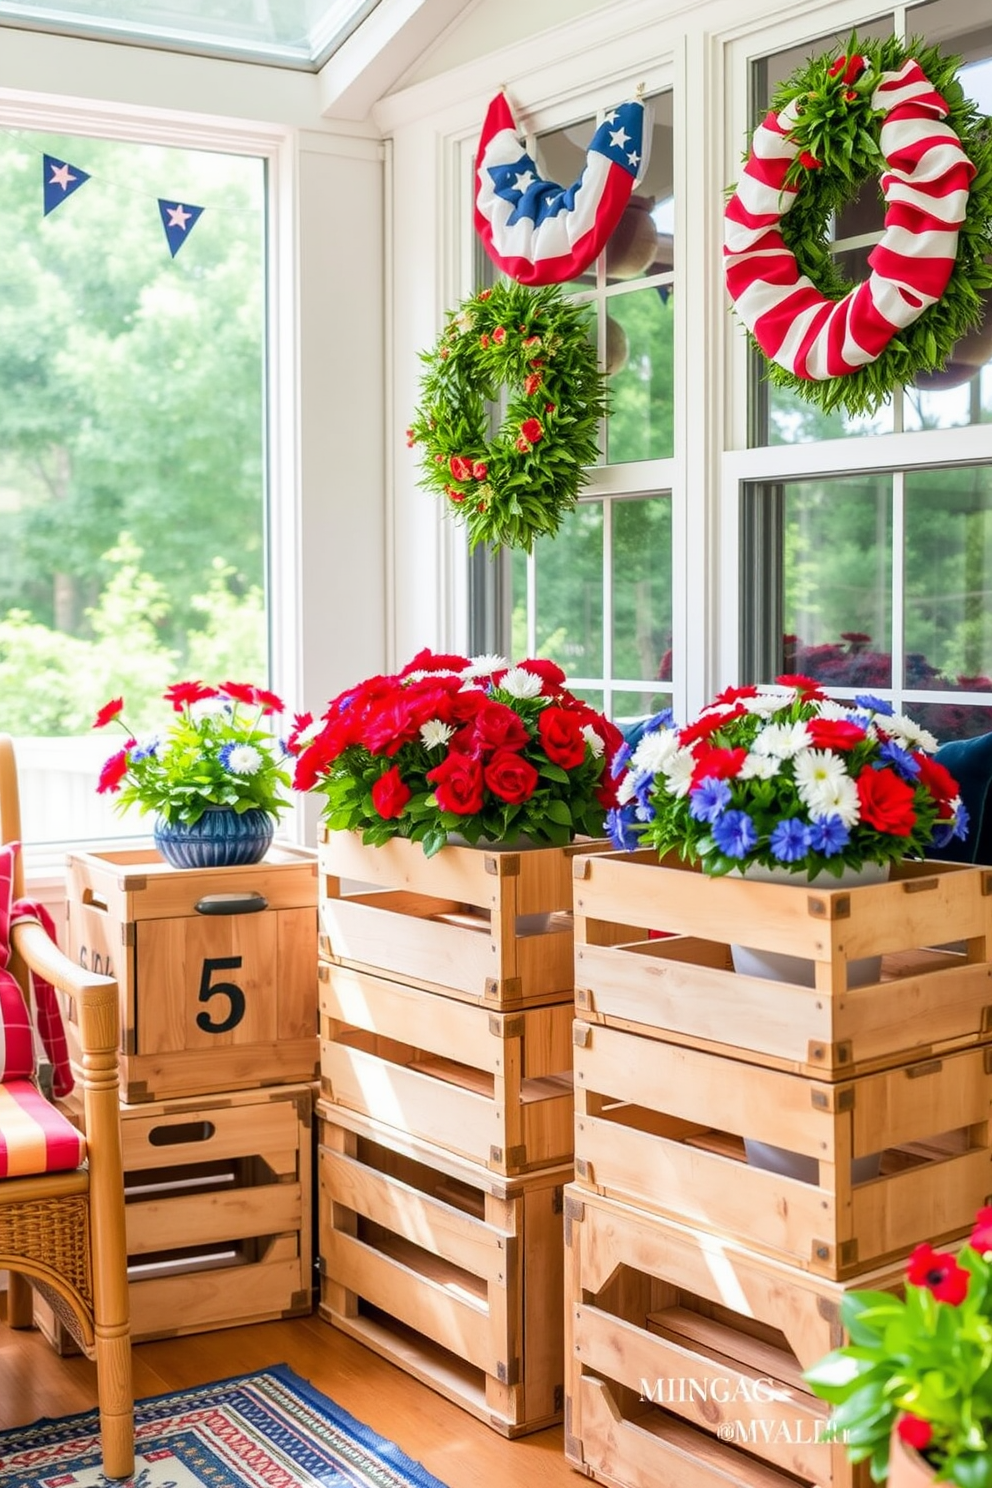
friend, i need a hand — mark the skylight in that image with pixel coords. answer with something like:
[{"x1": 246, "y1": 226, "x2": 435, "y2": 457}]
[{"x1": 0, "y1": 0, "x2": 381, "y2": 69}]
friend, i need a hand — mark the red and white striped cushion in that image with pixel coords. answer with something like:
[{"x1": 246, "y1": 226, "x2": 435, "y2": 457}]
[
  {"x1": 0, "y1": 1078, "x2": 86, "y2": 1176},
  {"x1": 724, "y1": 58, "x2": 976, "y2": 381}
]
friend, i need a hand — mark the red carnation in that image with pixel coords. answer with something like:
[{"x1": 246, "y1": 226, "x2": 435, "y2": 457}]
[
  {"x1": 806, "y1": 718, "x2": 867, "y2": 752},
  {"x1": 427, "y1": 752, "x2": 485, "y2": 815},
  {"x1": 906, "y1": 1243, "x2": 970, "y2": 1305},
  {"x1": 472, "y1": 461, "x2": 488, "y2": 480},
  {"x1": 712, "y1": 684, "x2": 758, "y2": 706},
  {"x1": 524, "y1": 373, "x2": 543, "y2": 396},
  {"x1": 914, "y1": 753, "x2": 960, "y2": 807},
  {"x1": 371, "y1": 765, "x2": 411, "y2": 820},
  {"x1": 520, "y1": 417, "x2": 544, "y2": 445},
  {"x1": 521, "y1": 657, "x2": 567, "y2": 691},
  {"x1": 479, "y1": 333, "x2": 490, "y2": 349},
  {"x1": 449, "y1": 454, "x2": 473, "y2": 481},
  {"x1": 96, "y1": 745, "x2": 134, "y2": 794},
  {"x1": 484, "y1": 748, "x2": 538, "y2": 804},
  {"x1": 897, "y1": 1416, "x2": 933, "y2": 1451},
  {"x1": 970, "y1": 1205, "x2": 992, "y2": 1255},
  {"x1": 93, "y1": 697, "x2": 124, "y2": 729},
  {"x1": 680, "y1": 706, "x2": 745, "y2": 747},
  {"x1": 856, "y1": 766, "x2": 918, "y2": 837},
  {"x1": 538, "y1": 707, "x2": 587, "y2": 769},
  {"x1": 776, "y1": 673, "x2": 825, "y2": 697},
  {"x1": 689, "y1": 745, "x2": 747, "y2": 789},
  {"x1": 493, "y1": 326, "x2": 507, "y2": 345},
  {"x1": 405, "y1": 426, "x2": 416, "y2": 447},
  {"x1": 799, "y1": 150, "x2": 822, "y2": 169}
]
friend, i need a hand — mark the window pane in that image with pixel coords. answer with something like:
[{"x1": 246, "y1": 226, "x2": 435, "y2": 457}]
[
  {"x1": 606, "y1": 286, "x2": 674, "y2": 462},
  {"x1": 613, "y1": 689, "x2": 672, "y2": 728},
  {"x1": 909, "y1": 702, "x2": 992, "y2": 743},
  {"x1": 0, "y1": 129, "x2": 267, "y2": 843},
  {"x1": 611, "y1": 496, "x2": 672, "y2": 680},
  {"x1": 534, "y1": 502, "x2": 603, "y2": 675},
  {"x1": 774, "y1": 474, "x2": 893, "y2": 686},
  {"x1": 905, "y1": 467, "x2": 992, "y2": 689}
]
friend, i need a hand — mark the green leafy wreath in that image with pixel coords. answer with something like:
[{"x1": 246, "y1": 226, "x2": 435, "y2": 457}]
[
  {"x1": 407, "y1": 280, "x2": 608, "y2": 553},
  {"x1": 725, "y1": 34, "x2": 992, "y2": 417}
]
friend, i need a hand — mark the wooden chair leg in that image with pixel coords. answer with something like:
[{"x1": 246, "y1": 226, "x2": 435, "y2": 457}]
[
  {"x1": 6, "y1": 1270, "x2": 34, "y2": 1328},
  {"x1": 94, "y1": 1327, "x2": 134, "y2": 1479}
]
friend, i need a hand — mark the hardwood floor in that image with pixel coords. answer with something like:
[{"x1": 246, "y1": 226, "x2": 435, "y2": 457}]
[{"x1": 0, "y1": 1307, "x2": 583, "y2": 1487}]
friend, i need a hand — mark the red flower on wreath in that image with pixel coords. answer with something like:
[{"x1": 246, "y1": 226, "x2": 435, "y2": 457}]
[
  {"x1": 798, "y1": 150, "x2": 822, "y2": 170},
  {"x1": 520, "y1": 418, "x2": 544, "y2": 444},
  {"x1": 493, "y1": 326, "x2": 506, "y2": 344},
  {"x1": 449, "y1": 455, "x2": 473, "y2": 481},
  {"x1": 524, "y1": 373, "x2": 543, "y2": 396}
]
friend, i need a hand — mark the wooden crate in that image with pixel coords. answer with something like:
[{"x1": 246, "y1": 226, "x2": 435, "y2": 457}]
[
  {"x1": 572, "y1": 850, "x2": 992, "y2": 1078},
  {"x1": 564, "y1": 1186, "x2": 901, "y2": 1488},
  {"x1": 319, "y1": 829, "x2": 608, "y2": 1009},
  {"x1": 573, "y1": 1018, "x2": 992, "y2": 1277},
  {"x1": 319, "y1": 960, "x2": 573, "y2": 1173},
  {"x1": 316, "y1": 1100, "x2": 569, "y2": 1437},
  {"x1": 65, "y1": 844, "x2": 320, "y2": 1101},
  {"x1": 55, "y1": 1083, "x2": 313, "y2": 1343}
]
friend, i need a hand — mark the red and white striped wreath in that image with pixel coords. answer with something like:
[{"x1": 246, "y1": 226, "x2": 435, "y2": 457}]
[{"x1": 725, "y1": 51, "x2": 977, "y2": 399}]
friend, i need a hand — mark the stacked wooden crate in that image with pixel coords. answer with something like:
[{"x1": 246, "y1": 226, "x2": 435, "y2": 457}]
[
  {"x1": 53, "y1": 844, "x2": 319, "y2": 1344},
  {"x1": 315, "y1": 828, "x2": 598, "y2": 1437},
  {"x1": 564, "y1": 848, "x2": 992, "y2": 1488}
]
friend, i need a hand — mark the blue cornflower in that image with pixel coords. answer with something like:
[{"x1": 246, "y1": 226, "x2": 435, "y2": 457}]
[
  {"x1": 954, "y1": 801, "x2": 971, "y2": 841},
  {"x1": 770, "y1": 818, "x2": 811, "y2": 863},
  {"x1": 879, "y1": 740, "x2": 921, "y2": 781},
  {"x1": 689, "y1": 776, "x2": 732, "y2": 824},
  {"x1": 711, "y1": 810, "x2": 758, "y2": 859},
  {"x1": 808, "y1": 815, "x2": 850, "y2": 857},
  {"x1": 634, "y1": 801, "x2": 656, "y2": 823},
  {"x1": 854, "y1": 694, "x2": 894, "y2": 716},
  {"x1": 632, "y1": 770, "x2": 655, "y2": 809},
  {"x1": 647, "y1": 707, "x2": 675, "y2": 730},
  {"x1": 610, "y1": 741, "x2": 632, "y2": 780},
  {"x1": 606, "y1": 805, "x2": 641, "y2": 851},
  {"x1": 130, "y1": 738, "x2": 160, "y2": 762}
]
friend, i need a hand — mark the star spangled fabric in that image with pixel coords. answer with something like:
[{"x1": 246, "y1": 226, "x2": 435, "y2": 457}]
[
  {"x1": 158, "y1": 198, "x2": 204, "y2": 258},
  {"x1": 42, "y1": 154, "x2": 90, "y2": 216},
  {"x1": 474, "y1": 93, "x2": 650, "y2": 286}
]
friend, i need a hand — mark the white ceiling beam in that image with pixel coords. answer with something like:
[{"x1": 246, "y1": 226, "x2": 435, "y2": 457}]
[{"x1": 317, "y1": 0, "x2": 469, "y2": 121}]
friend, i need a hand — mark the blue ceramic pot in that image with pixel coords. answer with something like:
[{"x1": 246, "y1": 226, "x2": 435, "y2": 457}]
[{"x1": 153, "y1": 807, "x2": 275, "y2": 869}]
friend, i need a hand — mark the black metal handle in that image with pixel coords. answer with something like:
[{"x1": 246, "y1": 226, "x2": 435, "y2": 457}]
[{"x1": 194, "y1": 892, "x2": 268, "y2": 916}]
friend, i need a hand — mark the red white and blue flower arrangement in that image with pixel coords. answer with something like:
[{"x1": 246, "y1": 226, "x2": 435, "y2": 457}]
[
  {"x1": 290, "y1": 650, "x2": 622, "y2": 858},
  {"x1": 606, "y1": 675, "x2": 967, "y2": 877}
]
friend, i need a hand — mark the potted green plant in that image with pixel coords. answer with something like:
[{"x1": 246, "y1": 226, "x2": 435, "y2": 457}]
[
  {"x1": 289, "y1": 648, "x2": 623, "y2": 858},
  {"x1": 803, "y1": 1208, "x2": 992, "y2": 1486},
  {"x1": 94, "y1": 680, "x2": 293, "y2": 867}
]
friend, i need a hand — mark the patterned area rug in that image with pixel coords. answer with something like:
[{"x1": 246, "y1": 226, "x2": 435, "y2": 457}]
[{"x1": 0, "y1": 1364, "x2": 449, "y2": 1487}]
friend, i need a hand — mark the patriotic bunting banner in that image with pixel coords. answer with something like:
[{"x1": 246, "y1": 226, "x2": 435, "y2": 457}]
[
  {"x1": 474, "y1": 92, "x2": 650, "y2": 286},
  {"x1": 42, "y1": 154, "x2": 90, "y2": 216},
  {"x1": 158, "y1": 199, "x2": 205, "y2": 258}
]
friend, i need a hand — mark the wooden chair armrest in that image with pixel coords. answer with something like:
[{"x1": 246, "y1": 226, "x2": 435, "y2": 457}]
[{"x1": 11, "y1": 916, "x2": 122, "y2": 1062}]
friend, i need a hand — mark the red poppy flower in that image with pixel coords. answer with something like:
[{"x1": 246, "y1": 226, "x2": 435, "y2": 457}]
[
  {"x1": 96, "y1": 745, "x2": 134, "y2": 794},
  {"x1": 906, "y1": 1243, "x2": 970, "y2": 1304},
  {"x1": 164, "y1": 680, "x2": 218, "y2": 711},
  {"x1": 93, "y1": 697, "x2": 124, "y2": 729},
  {"x1": 970, "y1": 1205, "x2": 992, "y2": 1255}
]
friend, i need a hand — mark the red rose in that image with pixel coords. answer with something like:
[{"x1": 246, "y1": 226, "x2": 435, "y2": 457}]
[
  {"x1": 806, "y1": 718, "x2": 867, "y2": 751},
  {"x1": 520, "y1": 658, "x2": 567, "y2": 691},
  {"x1": 907, "y1": 1243, "x2": 970, "y2": 1305},
  {"x1": 520, "y1": 417, "x2": 544, "y2": 444},
  {"x1": 371, "y1": 765, "x2": 411, "y2": 820},
  {"x1": 538, "y1": 707, "x2": 587, "y2": 769},
  {"x1": 856, "y1": 766, "x2": 917, "y2": 837},
  {"x1": 464, "y1": 700, "x2": 530, "y2": 755},
  {"x1": 93, "y1": 696, "x2": 124, "y2": 729},
  {"x1": 897, "y1": 1416, "x2": 933, "y2": 1451},
  {"x1": 97, "y1": 745, "x2": 134, "y2": 794},
  {"x1": 427, "y1": 753, "x2": 485, "y2": 815},
  {"x1": 971, "y1": 1205, "x2": 992, "y2": 1255},
  {"x1": 484, "y1": 748, "x2": 538, "y2": 804},
  {"x1": 449, "y1": 455, "x2": 473, "y2": 481}
]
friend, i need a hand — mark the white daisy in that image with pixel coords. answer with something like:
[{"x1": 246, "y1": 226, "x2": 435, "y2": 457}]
[
  {"x1": 793, "y1": 748, "x2": 848, "y2": 809},
  {"x1": 662, "y1": 748, "x2": 696, "y2": 799},
  {"x1": 224, "y1": 743, "x2": 263, "y2": 776},
  {"x1": 752, "y1": 720, "x2": 812, "y2": 758},
  {"x1": 816, "y1": 698, "x2": 856, "y2": 721},
  {"x1": 807, "y1": 772, "x2": 861, "y2": 828},
  {"x1": 420, "y1": 719, "x2": 454, "y2": 749},
  {"x1": 632, "y1": 728, "x2": 680, "y2": 774},
  {"x1": 189, "y1": 697, "x2": 230, "y2": 723},
  {"x1": 738, "y1": 752, "x2": 781, "y2": 780},
  {"x1": 617, "y1": 772, "x2": 638, "y2": 805},
  {"x1": 887, "y1": 713, "x2": 938, "y2": 753},
  {"x1": 581, "y1": 724, "x2": 604, "y2": 759},
  {"x1": 743, "y1": 689, "x2": 792, "y2": 717},
  {"x1": 464, "y1": 653, "x2": 509, "y2": 679},
  {"x1": 499, "y1": 666, "x2": 544, "y2": 699}
]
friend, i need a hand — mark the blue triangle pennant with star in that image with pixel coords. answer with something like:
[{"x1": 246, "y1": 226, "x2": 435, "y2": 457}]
[
  {"x1": 43, "y1": 155, "x2": 90, "y2": 216},
  {"x1": 158, "y1": 199, "x2": 204, "y2": 258}
]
